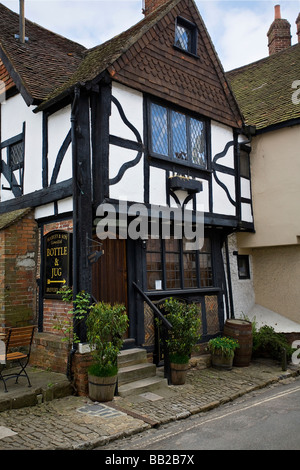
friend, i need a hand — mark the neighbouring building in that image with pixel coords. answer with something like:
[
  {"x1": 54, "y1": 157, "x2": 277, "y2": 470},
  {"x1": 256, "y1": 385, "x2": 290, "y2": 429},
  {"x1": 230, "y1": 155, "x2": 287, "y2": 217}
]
[
  {"x1": 0, "y1": 0, "x2": 254, "y2": 390},
  {"x1": 226, "y1": 5, "x2": 300, "y2": 337}
]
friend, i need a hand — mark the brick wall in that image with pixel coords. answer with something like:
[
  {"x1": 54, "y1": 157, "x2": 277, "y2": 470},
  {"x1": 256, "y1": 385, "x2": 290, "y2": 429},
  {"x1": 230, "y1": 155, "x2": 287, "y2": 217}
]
[
  {"x1": 30, "y1": 332, "x2": 71, "y2": 374},
  {"x1": 143, "y1": 0, "x2": 166, "y2": 16},
  {"x1": 0, "y1": 210, "x2": 38, "y2": 328}
]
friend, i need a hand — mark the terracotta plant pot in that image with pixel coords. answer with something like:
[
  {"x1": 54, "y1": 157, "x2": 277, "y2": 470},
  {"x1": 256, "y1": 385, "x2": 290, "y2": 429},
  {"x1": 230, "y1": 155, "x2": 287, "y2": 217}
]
[
  {"x1": 170, "y1": 362, "x2": 189, "y2": 385},
  {"x1": 88, "y1": 373, "x2": 117, "y2": 402}
]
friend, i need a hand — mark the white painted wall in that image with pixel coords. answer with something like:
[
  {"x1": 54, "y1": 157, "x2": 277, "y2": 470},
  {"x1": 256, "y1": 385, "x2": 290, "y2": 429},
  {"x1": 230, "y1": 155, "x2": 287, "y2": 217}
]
[
  {"x1": 109, "y1": 146, "x2": 144, "y2": 202},
  {"x1": 109, "y1": 83, "x2": 144, "y2": 203},
  {"x1": 211, "y1": 121, "x2": 236, "y2": 216},
  {"x1": 110, "y1": 82, "x2": 143, "y2": 140},
  {"x1": 1, "y1": 93, "x2": 43, "y2": 200},
  {"x1": 225, "y1": 233, "x2": 255, "y2": 318},
  {"x1": 211, "y1": 121, "x2": 234, "y2": 168},
  {"x1": 47, "y1": 106, "x2": 72, "y2": 184},
  {"x1": 149, "y1": 166, "x2": 166, "y2": 206}
]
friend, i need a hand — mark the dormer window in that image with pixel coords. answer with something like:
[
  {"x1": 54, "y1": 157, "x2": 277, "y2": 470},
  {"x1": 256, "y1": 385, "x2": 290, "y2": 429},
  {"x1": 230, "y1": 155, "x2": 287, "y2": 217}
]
[{"x1": 174, "y1": 17, "x2": 197, "y2": 56}]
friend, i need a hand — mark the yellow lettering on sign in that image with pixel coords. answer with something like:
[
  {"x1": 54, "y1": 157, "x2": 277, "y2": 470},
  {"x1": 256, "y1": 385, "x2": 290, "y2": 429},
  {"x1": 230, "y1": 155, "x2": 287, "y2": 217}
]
[{"x1": 46, "y1": 247, "x2": 68, "y2": 257}]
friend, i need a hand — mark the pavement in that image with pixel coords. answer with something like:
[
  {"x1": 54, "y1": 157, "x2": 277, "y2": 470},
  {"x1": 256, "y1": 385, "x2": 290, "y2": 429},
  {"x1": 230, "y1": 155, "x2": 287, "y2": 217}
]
[{"x1": 0, "y1": 357, "x2": 299, "y2": 450}]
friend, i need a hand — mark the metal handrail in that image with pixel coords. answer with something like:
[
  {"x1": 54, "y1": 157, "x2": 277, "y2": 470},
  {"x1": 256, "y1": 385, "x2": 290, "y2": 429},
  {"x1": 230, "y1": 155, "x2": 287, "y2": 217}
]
[
  {"x1": 132, "y1": 282, "x2": 173, "y2": 330},
  {"x1": 132, "y1": 282, "x2": 172, "y2": 383}
]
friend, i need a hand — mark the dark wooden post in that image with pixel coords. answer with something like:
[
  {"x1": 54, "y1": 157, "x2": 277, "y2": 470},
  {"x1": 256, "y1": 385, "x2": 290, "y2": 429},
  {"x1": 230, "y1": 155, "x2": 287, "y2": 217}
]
[{"x1": 72, "y1": 88, "x2": 93, "y2": 342}]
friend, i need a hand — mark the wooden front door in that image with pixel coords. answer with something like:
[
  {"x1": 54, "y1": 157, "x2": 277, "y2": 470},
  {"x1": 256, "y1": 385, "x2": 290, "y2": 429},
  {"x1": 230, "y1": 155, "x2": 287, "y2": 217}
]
[{"x1": 92, "y1": 237, "x2": 128, "y2": 312}]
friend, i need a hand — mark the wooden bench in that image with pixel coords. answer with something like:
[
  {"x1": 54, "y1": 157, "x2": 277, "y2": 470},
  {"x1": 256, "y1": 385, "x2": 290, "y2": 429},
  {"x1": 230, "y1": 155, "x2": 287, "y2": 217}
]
[{"x1": 0, "y1": 325, "x2": 36, "y2": 393}]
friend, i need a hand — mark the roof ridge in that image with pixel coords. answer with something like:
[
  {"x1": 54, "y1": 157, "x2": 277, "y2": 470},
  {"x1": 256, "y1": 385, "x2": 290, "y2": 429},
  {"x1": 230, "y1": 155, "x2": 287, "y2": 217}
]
[
  {"x1": 227, "y1": 42, "x2": 300, "y2": 76},
  {"x1": 37, "y1": 0, "x2": 184, "y2": 108}
]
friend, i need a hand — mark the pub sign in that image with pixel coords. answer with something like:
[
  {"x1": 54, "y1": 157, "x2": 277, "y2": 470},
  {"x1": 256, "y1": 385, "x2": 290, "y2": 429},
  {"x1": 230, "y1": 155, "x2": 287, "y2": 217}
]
[{"x1": 44, "y1": 230, "x2": 72, "y2": 298}]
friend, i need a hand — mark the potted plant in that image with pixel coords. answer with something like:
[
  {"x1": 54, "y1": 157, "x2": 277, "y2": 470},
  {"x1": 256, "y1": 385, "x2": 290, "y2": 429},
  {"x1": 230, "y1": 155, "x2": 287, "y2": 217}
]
[
  {"x1": 86, "y1": 301, "x2": 128, "y2": 402},
  {"x1": 159, "y1": 298, "x2": 201, "y2": 385},
  {"x1": 207, "y1": 336, "x2": 239, "y2": 370}
]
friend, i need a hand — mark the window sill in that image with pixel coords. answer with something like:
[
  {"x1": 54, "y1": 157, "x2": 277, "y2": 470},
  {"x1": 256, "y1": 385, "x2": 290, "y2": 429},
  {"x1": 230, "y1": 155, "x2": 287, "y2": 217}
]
[
  {"x1": 149, "y1": 153, "x2": 212, "y2": 174},
  {"x1": 173, "y1": 45, "x2": 199, "y2": 60},
  {"x1": 145, "y1": 287, "x2": 221, "y2": 297}
]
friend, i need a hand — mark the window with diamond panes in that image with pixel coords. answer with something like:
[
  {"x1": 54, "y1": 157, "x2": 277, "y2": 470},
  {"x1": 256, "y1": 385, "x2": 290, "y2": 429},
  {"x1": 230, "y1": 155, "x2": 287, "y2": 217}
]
[
  {"x1": 175, "y1": 17, "x2": 197, "y2": 55},
  {"x1": 175, "y1": 24, "x2": 192, "y2": 52},
  {"x1": 151, "y1": 103, "x2": 168, "y2": 156},
  {"x1": 150, "y1": 102, "x2": 207, "y2": 168},
  {"x1": 9, "y1": 141, "x2": 24, "y2": 168},
  {"x1": 1, "y1": 127, "x2": 25, "y2": 195}
]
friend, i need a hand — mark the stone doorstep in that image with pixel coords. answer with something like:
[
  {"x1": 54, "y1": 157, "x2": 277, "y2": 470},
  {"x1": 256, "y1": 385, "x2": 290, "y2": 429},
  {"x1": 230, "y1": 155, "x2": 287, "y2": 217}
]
[
  {"x1": 118, "y1": 362, "x2": 157, "y2": 385},
  {"x1": 117, "y1": 347, "x2": 169, "y2": 398}
]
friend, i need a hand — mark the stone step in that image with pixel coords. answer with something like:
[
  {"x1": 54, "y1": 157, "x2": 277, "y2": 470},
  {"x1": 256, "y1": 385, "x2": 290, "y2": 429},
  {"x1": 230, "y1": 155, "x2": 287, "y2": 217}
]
[
  {"x1": 118, "y1": 348, "x2": 148, "y2": 368},
  {"x1": 118, "y1": 376, "x2": 168, "y2": 398},
  {"x1": 118, "y1": 362, "x2": 156, "y2": 385}
]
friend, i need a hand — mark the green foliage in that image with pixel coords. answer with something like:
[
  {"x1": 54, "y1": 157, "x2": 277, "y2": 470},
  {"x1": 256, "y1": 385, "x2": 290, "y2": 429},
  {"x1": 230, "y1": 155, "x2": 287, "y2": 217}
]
[
  {"x1": 86, "y1": 302, "x2": 129, "y2": 377},
  {"x1": 158, "y1": 298, "x2": 202, "y2": 364},
  {"x1": 207, "y1": 336, "x2": 239, "y2": 358},
  {"x1": 88, "y1": 363, "x2": 118, "y2": 378},
  {"x1": 252, "y1": 324, "x2": 294, "y2": 361},
  {"x1": 53, "y1": 287, "x2": 91, "y2": 345}
]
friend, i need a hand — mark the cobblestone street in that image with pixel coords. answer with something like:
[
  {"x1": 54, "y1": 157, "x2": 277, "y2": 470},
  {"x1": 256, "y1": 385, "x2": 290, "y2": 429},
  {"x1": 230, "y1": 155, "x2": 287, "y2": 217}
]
[{"x1": 0, "y1": 359, "x2": 298, "y2": 450}]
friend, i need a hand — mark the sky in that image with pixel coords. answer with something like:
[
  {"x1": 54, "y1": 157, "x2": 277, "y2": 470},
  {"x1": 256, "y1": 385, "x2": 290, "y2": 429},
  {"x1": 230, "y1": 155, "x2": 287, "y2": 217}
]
[{"x1": 1, "y1": 0, "x2": 299, "y2": 70}]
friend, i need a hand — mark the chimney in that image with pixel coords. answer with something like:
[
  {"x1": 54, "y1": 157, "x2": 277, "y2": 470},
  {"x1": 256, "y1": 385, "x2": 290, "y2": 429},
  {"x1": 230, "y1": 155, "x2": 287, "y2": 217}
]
[
  {"x1": 19, "y1": 0, "x2": 25, "y2": 43},
  {"x1": 142, "y1": 0, "x2": 166, "y2": 16},
  {"x1": 267, "y1": 5, "x2": 291, "y2": 55},
  {"x1": 296, "y1": 13, "x2": 300, "y2": 43}
]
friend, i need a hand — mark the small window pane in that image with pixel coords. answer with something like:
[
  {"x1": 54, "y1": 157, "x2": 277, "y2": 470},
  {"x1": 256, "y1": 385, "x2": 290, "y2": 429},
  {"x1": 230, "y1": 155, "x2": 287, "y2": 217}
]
[
  {"x1": 10, "y1": 141, "x2": 23, "y2": 166},
  {"x1": 200, "y1": 238, "x2": 211, "y2": 253},
  {"x1": 199, "y1": 253, "x2": 213, "y2": 287},
  {"x1": 191, "y1": 118, "x2": 206, "y2": 167},
  {"x1": 175, "y1": 24, "x2": 192, "y2": 52},
  {"x1": 183, "y1": 252, "x2": 197, "y2": 288},
  {"x1": 146, "y1": 239, "x2": 162, "y2": 290},
  {"x1": 237, "y1": 255, "x2": 250, "y2": 279},
  {"x1": 240, "y1": 149, "x2": 250, "y2": 178},
  {"x1": 172, "y1": 111, "x2": 187, "y2": 161},
  {"x1": 151, "y1": 103, "x2": 168, "y2": 156},
  {"x1": 165, "y1": 237, "x2": 179, "y2": 252},
  {"x1": 165, "y1": 252, "x2": 181, "y2": 289}
]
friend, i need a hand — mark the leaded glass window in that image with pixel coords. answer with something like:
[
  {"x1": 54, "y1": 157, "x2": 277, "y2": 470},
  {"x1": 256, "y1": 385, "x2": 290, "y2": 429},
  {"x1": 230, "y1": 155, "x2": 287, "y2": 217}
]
[
  {"x1": 175, "y1": 24, "x2": 192, "y2": 52},
  {"x1": 10, "y1": 141, "x2": 24, "y2": 168},
  {"x1": 150, "y1": 102, "x2": 207, "y2": 168},
  {"x1": 151, "y1": 103, "x2": 168, "y2": 156},
  {"x1": 175, "y1": 17, "x2": 197, "y2": 55},
  {"x1": 146, "y1": 235, "x2": 213, "y2": 291}
]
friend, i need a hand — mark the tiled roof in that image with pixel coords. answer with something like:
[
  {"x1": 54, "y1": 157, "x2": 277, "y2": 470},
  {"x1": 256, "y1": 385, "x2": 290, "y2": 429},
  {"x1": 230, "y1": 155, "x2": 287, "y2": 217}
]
[
  {"x1": 0, "y1": 0, "x2": 242, "y2": 128},
  {"x1": 38, "y1": 0, "x2": 242, "y2": 128},
  {"x1": 226, "y1": 43, "x2": 300, "y2": 130},
  {"x1": 0, "y1": 2, "x2": 86, "y2": 103},
  {"x1": 41, "y1": 0, "x2": 182, "y2": 104},
  {"x1": 0, "y1": 208, "x2": 31, "y2": 231}
]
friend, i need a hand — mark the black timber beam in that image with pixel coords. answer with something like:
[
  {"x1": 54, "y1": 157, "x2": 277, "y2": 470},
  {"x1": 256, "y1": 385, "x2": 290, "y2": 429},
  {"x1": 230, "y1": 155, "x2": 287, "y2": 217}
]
[{"x1": 0, "y1": 178, "x2": 72, "y2": 215}]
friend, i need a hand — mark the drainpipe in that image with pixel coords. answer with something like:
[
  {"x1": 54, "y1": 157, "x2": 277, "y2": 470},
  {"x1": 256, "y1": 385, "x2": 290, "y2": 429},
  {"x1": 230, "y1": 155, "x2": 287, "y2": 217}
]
[
  {"x1": 225, "y1": 237, "x2": 235, "y2": 319},
  {"x1": 68, "y1": 86, "x2": 80, "y2": 381}
]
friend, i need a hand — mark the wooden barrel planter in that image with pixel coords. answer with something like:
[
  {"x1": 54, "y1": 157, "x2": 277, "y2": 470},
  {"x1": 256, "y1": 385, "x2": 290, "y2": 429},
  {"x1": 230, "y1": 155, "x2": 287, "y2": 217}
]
[
  {"x1": 170, "y1": 362, "x2": 189, "y2": 385},
  {"x1": 224, "y1": 319, "x2": 253, "y2": 367},
  {"x1": 211, "y1": 351, "x2": 234, "y2": 371},
  {"x1": 88, "y1": 373, "x2": 117, "y2": 402}
]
